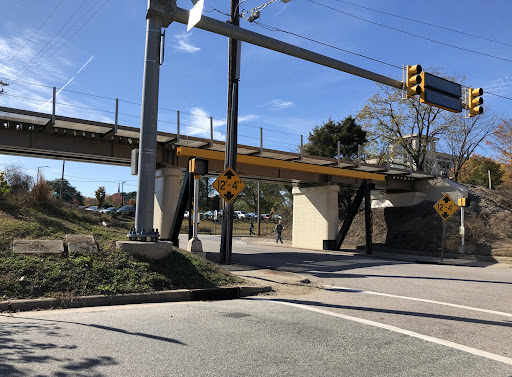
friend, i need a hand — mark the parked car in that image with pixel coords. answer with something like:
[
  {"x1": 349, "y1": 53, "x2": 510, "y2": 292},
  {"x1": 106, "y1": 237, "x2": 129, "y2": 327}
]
[
  {"x1": 260, "y1": 213, "x2": 271, "y2": 220},
  {"x1": 202, "y1": 210, "x2": 214, "y2": 219},
  {"x1": 85, "y1": 206, "x2": 99, "y2": 212},
  {"x1": 273, "y1": 214, "x2": 283, "y2": 220},
  {"x1": 247, "y1": 213, "x2": 257, "y2": 219},
  {"x1": 100, "y1": 207, "x2": 117, "y2": 214},
  {"x1": 117, "y1": 205, "x2": 135, "y2": 216},
  {"x1": 234, "y1": 210, "x2": 250, "y2": 220}
]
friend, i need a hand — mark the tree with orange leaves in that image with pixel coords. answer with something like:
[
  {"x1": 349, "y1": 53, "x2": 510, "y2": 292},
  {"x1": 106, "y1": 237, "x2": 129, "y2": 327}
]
[{"x1": 486, "y1": 119, "x2": 512, "y2": 165}]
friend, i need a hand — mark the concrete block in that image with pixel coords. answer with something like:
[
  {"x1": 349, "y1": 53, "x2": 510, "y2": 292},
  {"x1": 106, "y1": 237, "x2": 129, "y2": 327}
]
[
  {"x1": 116, "y1": 240, "x2": 173, "y2": 260},
  {"x1": 13, "y1": 239, "x2": 64, "y2": 254},
  {"x1": 66, "y1": 234, "x2": 98, "y2": 253}
]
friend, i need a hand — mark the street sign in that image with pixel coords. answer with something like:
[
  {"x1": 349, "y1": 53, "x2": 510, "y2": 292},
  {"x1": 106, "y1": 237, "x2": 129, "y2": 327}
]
[
  {"x1": 434, "y1": 194, "x2": 458, "y2": 220},
  {"x1": 212, "y1": 167, "x2": 246, "y2": 204},
  {"x1": 187, "y1": 0, "x2": 204, "y2": 31},
  {"x1": 420, "y1": 72, "x2": 462, "y2": 113}
]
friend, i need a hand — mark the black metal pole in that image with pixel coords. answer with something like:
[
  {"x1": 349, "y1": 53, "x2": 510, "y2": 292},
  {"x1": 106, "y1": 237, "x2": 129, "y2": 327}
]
[
  {"x1": 364, "y1": 181, "x2": 373, "y2": 255},
  {"x1": 220, "y1": 0, "x2": 240, "y2": 264}
]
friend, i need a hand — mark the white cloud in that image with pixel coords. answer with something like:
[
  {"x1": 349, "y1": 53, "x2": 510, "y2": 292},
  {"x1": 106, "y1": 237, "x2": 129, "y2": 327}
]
[
  {"x1": 0, "y1": 33, "x2": 115, "y2": 124},
  {"x1": 238, "y1": 114, "x2": 259, "y2": 123},
  {"x1": 270, "y1": 99, "x2": 295, "y2": 109},
  {"x1": 483, "y1": 75, "x2": 512, "y2": 95},
  {"x1": 183, "y1": 107, "x2": 226, "y2": 141},
  {"x1": 172, "y1": 33, "x2": 200, "y2": 53}
]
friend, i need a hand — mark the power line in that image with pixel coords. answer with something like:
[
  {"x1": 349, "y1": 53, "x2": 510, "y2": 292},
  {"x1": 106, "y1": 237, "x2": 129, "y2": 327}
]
[
  {"x1": 15, "y1": 0, "x2": 111, "y2": 80},
  {"x1": 3, "y1": 0, "x2": 65, "y2": 70},
  {"x1": 10, "y1": 0, "x2": 90, "y2": 80},
  {"x1": 252, "y1": 20, "x2": 402, "y2": 69},
  {"x1": 308, "y1": 0, "x2": 512, "y2": 64},
  {"x1": 486, "y1": 91, "x2": 512, "y2": 101},
  {"x1": 332, "y1": 0, "x2": 512, "y2": 48}
]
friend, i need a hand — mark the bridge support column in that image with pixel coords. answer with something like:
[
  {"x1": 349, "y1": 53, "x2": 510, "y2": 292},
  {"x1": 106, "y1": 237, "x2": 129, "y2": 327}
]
[
  {"x1": 154, "y1": 167, "x2": 182, "y2": 240},
  {"x1": 292, "y1": 185, "x2": 339, "y2": 250}
]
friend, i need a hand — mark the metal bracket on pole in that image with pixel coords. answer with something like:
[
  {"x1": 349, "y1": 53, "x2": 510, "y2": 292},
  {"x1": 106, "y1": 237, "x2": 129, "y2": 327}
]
[
  {"x1": 160, "y1": 30, "x2": 166, "y2": 65},
  {"x1": 147, "y1": 0, "x2": 176, "y2": 27}
]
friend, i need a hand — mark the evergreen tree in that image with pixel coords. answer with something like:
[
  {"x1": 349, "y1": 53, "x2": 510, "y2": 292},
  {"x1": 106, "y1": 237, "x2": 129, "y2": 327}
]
[{"x1": 303, "y1": 116, "x2": 367, "y2": 159}]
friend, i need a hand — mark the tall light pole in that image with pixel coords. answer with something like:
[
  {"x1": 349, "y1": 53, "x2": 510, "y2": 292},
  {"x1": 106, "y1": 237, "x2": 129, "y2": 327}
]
[
  {"x1": 133, "y1": 0, "x2": 174, "y2": 241},
  {"x1": 36, "y1": 166, "x2": 49, "y2": 183}
]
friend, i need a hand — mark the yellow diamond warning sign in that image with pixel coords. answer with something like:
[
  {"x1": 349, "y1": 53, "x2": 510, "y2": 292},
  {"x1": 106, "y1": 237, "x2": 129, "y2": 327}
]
[
  {"x1": 434, "y1": 194, "x2": 458, "y2": 221},
  {"x1": 212, "y1": 167, "x2": 246, "y2": 204}
]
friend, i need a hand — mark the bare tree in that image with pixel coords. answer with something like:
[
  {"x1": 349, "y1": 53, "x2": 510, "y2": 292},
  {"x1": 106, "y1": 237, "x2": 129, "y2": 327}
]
[
  {"x1": 441, "y1": 110, "x2": 499, "y2": 182},
  {"x1": 357, "y1": 83, "x2": 448, "y2": 171}
]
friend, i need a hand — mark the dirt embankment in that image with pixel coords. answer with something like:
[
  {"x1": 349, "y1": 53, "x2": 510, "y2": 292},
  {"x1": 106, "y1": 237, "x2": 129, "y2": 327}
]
[{"x1": 343, "y1": 186, "x2": 512, "y2": 258}]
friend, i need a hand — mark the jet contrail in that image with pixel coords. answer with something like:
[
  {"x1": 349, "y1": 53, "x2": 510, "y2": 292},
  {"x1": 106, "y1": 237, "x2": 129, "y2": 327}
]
[{"x1": 37, "y1": 55, "x2": 95, "y2": 112}]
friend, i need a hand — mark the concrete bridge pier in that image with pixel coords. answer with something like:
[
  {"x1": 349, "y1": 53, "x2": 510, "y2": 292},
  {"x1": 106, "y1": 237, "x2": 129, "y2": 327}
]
[
  {"x1": 292, "y1": 185, "x2": 339, "y2": 250},
  {"x1": 153, "y1": 166, "x2": 182, "y2": 241}
]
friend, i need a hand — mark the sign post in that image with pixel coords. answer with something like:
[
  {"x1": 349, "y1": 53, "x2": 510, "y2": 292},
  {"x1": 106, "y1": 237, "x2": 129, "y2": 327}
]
[{"x1": 433, "y1": 193, "x2": 459, "y2": 261}]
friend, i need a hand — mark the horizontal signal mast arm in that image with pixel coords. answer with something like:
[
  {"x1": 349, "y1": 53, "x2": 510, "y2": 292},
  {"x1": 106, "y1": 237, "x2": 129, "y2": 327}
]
[
  {"x1": 172, "y1": 7, "x2": 402, "y2": 89},
  {"x1": 177, "y1": 146, "x2": 386, "y2": 181}
]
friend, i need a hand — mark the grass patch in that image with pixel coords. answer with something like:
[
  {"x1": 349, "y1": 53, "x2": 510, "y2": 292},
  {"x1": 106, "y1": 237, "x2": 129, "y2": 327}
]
[{"x1": 0, "y1": 195, "x2": 243, "y2": 300}]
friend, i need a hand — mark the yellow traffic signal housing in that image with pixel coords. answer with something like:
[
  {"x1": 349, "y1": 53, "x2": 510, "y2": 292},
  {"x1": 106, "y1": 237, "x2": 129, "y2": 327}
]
[
  {"x1": 468, "y1": 87, "x2": 484, "y2": 117},
  {"x1": 406, "y1": 65, "x2": 422, "y2": 97}
]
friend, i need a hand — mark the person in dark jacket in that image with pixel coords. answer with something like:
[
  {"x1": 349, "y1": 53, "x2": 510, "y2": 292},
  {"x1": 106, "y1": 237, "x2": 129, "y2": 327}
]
[{"x1": 274, "y1": 220, "x2": 284, "y2": 244}]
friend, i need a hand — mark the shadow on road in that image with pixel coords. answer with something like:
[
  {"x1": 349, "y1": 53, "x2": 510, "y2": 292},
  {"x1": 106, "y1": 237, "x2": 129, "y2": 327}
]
[
  {"x1": 0, "y1": 316, "x2": 116, "y2": 376},
  {"x1": 214, "y1": 250, "x2": 512, "y2": 286},
  {"x1": 265, "y1": 298, "x2": 512, "y2": 328}
]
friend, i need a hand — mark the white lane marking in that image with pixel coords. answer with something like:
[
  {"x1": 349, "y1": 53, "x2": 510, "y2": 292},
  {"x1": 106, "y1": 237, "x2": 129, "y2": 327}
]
[
  {"x1": 323, "y1": 285, "x2": 512, "y2": 318},
  {"x1": 253, "y1": 298, "x2": 512, "y2": 366}
]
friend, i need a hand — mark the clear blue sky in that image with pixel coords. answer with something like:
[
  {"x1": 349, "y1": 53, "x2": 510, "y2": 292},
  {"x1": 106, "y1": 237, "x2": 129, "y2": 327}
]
[{"x1": 0, "y1": 0, "x2": 511, "y2": 197}]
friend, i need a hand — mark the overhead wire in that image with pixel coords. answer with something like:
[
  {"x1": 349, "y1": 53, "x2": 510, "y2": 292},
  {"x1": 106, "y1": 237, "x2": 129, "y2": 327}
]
[
  {"x1": 252, "y1": 20, "x2": 402, "y2": 69},
  {"x1": 331, "y1": 0, "x2": 512, "y2": 48},
  {"x1": 15, "y1": 0, "x2": 111, "y2": 80},
  {"x1": 308, "y1": 0, "x2": 512, "y2": 64},
  {"x1": 3, "y1": 0, "x2": 65, "y2": 69},
  {"x1": 10, "y1": 0, "x2": 90, "y2": 80}
]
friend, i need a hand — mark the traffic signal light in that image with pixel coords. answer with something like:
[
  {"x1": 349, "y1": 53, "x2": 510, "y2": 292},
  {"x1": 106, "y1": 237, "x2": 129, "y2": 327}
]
[
  {"x1": 468, "y1": 87, "x2": 484, "y2": 117},
  {"x1": 406, "y1": 65, "x2": 422, "y2": 97}
]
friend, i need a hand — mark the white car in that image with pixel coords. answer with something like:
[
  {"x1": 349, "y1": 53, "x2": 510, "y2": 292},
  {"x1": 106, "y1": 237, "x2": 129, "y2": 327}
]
[{"x1": 234, "y1": 210, "x2": 249, "y2": 219}]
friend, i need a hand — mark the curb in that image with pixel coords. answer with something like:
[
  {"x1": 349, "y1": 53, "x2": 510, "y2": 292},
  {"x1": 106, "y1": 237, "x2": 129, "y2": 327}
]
[{"x1": 0, "y1": 285, "x2": 272, "y2": 313}]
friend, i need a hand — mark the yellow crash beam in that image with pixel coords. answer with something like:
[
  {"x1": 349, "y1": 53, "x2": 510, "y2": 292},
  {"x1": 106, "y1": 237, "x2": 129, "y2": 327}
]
[{"x1": 177, "y1": 146, "x2": 385, "y2": 181}]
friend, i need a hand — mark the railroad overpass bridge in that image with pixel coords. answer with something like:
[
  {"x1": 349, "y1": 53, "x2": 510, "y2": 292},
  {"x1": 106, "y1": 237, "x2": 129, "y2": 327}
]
[{"x1": 0, "y1": 106, "x2": 447, "y2": 249}]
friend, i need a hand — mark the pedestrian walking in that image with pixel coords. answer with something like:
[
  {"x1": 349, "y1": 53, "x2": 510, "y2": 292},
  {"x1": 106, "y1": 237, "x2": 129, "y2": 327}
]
[
  {"x1": 274, "y1": 220, "x2": 284, "y2": 244},
  {"x1": 249, "y1": 219, "x2": 255, "y2": 236}
]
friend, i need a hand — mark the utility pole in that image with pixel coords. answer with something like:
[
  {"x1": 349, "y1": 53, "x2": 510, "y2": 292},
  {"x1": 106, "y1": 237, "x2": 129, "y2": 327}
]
[
  {"x1": 59, "y1": 160, "x2": 65, "y2": 200},
  {"x1": 121, "y1": 181, "x2": 126, "y2": 205},
  {"x1": 219, "y1": 0, "x2": 240, "y2": 264}
]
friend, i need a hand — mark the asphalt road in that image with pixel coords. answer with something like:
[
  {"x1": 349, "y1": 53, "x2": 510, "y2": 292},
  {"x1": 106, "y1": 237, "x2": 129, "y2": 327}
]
[
  {"x1": 2, "y1": 299, "x2": 511, "y2": 377},
  {"x1": 1, "y1": 235, "x2": 510, "y2": 376},
  {"x1": 183, "y1": 235, "x2": 512, "y2": 365}
]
